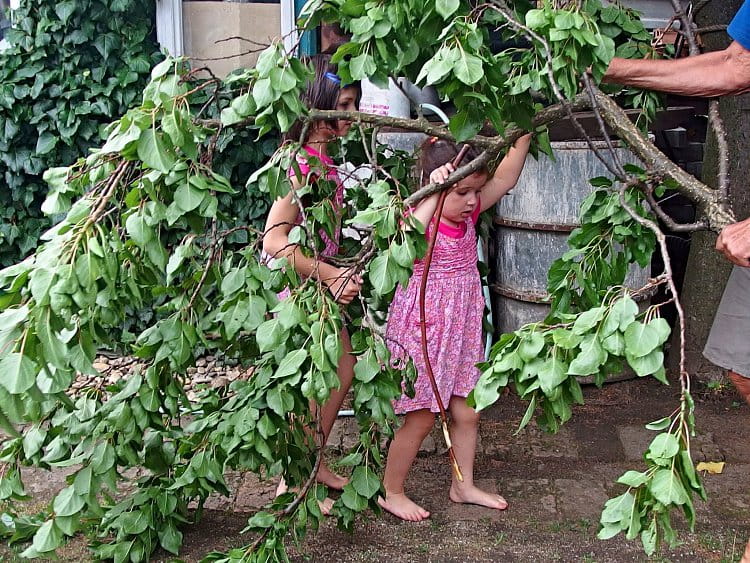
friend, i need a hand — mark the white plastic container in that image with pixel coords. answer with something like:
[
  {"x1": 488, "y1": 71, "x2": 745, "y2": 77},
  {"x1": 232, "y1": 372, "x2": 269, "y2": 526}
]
[{"x1": 358, "y1": 77, "x2": 412, "y2": 118}]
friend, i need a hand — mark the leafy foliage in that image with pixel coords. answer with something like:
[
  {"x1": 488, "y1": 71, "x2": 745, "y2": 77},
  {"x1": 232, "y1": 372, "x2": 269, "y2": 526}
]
[
  {"x1": 0, "y1": 0, "x2": 161, "y2": 266},
  {"x1": 0, "y1": 0, "x2": 705, "y2": 560}
]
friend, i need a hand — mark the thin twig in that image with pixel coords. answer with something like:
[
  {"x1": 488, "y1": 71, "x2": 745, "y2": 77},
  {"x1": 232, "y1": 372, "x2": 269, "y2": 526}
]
[{"x1": 617, "y1": 185, "x2": 690, "y2": 400}]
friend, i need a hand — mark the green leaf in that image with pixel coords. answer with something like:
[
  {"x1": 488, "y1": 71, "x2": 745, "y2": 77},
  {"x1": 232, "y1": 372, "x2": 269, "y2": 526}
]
[
  {"x1": 162, "y1": 111, "x2": 186, "y2": 147},
  {"x1": 600, "y1": 491, "x2": 634, "y2": 524},
  {"x1": 567, "y1": 335, "x2": 607, "y2": 376},
  {"x1": 353, "y1": 350, "x2": 379, "y2": 383},
  {"x1": 449, "y1": 110, "x2": 481, "y2": 142},
  {"x1": 626, "y1": 348, "x2": 663, "y2": 377},
  {"x1": 601, "y1": 295, "x2": 638, "y2": 336},
  {"x1": 645, "y1": 416, "x2": 671, "y2": 431},
  {"x1": 472, "y1": 374, "x2": 502, "y2": 411},
  {"x1": 151, "y1": 58, "x2": 174, "y2": 80},
  {"x1": 125, "y1": 213, "x2": 153, "y2": 247},
  {"x1": 518, "y1": 332, "x2": 545, "y2": 361},
  {"x1": 158, "y1": 524, "x2": 182, "y2": 555},
  {"x1": 623, "y1": 321, "x2": 660, "y2": 358},
  {"x1": 368, "y1": 252, "x2": 395, "y2": 295},
  {"x1": 625, "y1": 319, "x2": 669, "y2": 358},
  {"x1": 572, "y1": 306, "x2": 606, "y2": 335},
  {"x1": 649, "y1": 468, "x2": 689, "y2": 505},
  {"x1": 538, "y1": 357, "x2": 567, "y2": 394},
  {"x1": 641, "y1": 519, "x2": 657, "y2": 555},
  {"x1": 253, "y1": 77, "x2": 275, "y2": 109},
  {"x1": 257, "y1": 318, "x2": 284, "y2": 353},
  {"x1": 453, "y1": 53, "x2": 483, "y2": 85},
  {"x1": 0, "y1": 353, "x2": 37, "y2": 394},
  {"x1": 435, "y1": 0, "x2": 460, "y2": 19},
  {"x1": 616, "y1": 470, "x2": 649, "y2": 488},
  {"x1": 341, "y1": 485, "x2": 368, "y2": 511},
  {"x1": 274, "y1": 349, "x2": 308, "y2": 379},
  {"x1": 30, "y1": 520, "x2": 63, "y2": 554},
  {"x1": 551, "y1": 328, "x2": 581, "y2": 350},
  {"x1": 55, "y1": 1, "x2": 77, "y2": 24},
  {"x1": 220, "y1": 269, "x2": 246, "y2": 296},
  {"x1": 351, "y1": 466, "x2": 380, "y2": 498},
  {"x1": 137, "y1": 128, "x2": 176, "y2": 173},
  {"x1": 525, "y1": 9, "x2": 547, "y2": 29},
  {"x1": 52, "y1": 486, "x2": 85, "y2": 517},
  {"x1": 35, "y1": 132, "x2": 58, "y2": 156},
  {"x1": 349, "y1": 53, "x2": 376, "y2": 80},
  {"x1": 646, "y1": 433, "x2": 679, "y2": 463},
  {"x1": 601, "y1": 332, "x2": 625, "y2": 355},
  {"x1": 650, "y1": 318, "x2": 671, "y2": 346}
]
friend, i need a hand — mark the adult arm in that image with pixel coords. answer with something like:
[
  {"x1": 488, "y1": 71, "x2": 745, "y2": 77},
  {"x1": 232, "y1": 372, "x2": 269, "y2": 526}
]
[
  {"x1": 603, "y1": 41, "x2": 750, "y2": 97},
  {"x1": 715, "y1": 216, "x2": 750, "y2": 267}
]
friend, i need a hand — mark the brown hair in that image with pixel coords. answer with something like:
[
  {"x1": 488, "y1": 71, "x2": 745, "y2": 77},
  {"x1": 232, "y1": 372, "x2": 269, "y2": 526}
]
[
  {"x1": 418, "y1": 137, "x2": 484, "y2": 186},
  {"x1": 284, "y1": 54, "x2": 360, "y2": 143}
]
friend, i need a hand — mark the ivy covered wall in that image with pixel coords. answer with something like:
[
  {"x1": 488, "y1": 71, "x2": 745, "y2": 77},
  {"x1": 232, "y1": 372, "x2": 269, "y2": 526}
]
[{"x1": 0, "y1": 0, "x2": 162, "y2": 266}]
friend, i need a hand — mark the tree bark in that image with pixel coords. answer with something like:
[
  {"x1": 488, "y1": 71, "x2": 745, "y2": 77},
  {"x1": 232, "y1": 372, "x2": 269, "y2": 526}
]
[{"x1": 675, "y1": 0, "x2": 750, "y2": 380}]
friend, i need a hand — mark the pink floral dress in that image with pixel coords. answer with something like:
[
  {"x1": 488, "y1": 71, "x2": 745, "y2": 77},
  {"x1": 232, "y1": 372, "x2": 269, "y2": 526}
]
[{"x1": 387, "y1": 205, "x2": 485, "y2": 414}]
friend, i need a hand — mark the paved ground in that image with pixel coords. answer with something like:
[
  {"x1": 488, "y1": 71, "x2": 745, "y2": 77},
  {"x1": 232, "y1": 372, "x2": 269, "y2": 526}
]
[{"x1": 4, "y1": 376, "x2": 750, "y2": 562}]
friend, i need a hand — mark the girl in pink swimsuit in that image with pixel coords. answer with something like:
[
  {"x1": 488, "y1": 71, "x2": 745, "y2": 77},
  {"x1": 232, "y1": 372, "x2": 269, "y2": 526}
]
[
  {"x1": 380, "y1": 135, "x2": 532, "y2": 522},
  {"x1": 262, "y1": 55, "x2": 360, "y2": 512}
]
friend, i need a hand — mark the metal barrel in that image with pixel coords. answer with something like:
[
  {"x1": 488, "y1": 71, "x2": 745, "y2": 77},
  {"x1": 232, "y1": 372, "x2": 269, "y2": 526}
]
[{"x1": 491, "y1": 141, "x2": 651, "y2": 334}]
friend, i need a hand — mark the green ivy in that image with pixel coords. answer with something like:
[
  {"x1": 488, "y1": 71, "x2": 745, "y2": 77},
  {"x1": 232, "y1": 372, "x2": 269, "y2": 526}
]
[{"x1": 0, "y1": 0, "x2": 161, "y2": 266}]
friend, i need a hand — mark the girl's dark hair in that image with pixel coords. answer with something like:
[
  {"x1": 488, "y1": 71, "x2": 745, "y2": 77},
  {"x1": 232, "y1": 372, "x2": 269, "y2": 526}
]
[
  {"x1": 418, "y1": 138, "x2": 484, "y2": 186},
  {"x1": 284, "y1": 54, "x2": 360, "y2": 143}
]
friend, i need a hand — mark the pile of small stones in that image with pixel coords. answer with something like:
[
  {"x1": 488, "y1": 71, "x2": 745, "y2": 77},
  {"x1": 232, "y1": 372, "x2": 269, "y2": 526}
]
[{"x1": 71, "y1": 354, "x2": 254, "y2": 402}]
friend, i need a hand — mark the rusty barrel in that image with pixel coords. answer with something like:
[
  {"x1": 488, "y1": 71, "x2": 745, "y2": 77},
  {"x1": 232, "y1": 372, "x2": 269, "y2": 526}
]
[{"x1": 491, "y1": 140, "x2": 651, "y2": 334}]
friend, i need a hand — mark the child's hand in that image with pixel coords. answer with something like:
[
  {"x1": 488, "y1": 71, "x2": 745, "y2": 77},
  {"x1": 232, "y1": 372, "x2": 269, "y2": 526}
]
[
  {"x1": 323, "y1": 267, "x2": 363, "y2": 305},
  {"x1": 429, "y1": 163, "x2": 455, "y2": 185}
]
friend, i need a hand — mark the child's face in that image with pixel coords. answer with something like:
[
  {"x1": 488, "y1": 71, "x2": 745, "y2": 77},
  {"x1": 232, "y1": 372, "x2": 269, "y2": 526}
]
[
  {"x1": 442, "y1": 172, "x2": 487, "y2": 224},
  {"x1": 334, "y1": 86, "x2": 359, "y2": 136}
]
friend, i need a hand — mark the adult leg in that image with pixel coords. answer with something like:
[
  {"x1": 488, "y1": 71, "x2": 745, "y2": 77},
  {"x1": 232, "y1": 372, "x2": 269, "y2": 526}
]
[
  {"x1": 728, "y1": 370, "x2": 750, "y2": 406},
  {"x1": 447, "y1": 396, "x2": 507, "y2": 510},
  {"x1": 379, "y1": 409, "x2": 435, "y2": 521}
]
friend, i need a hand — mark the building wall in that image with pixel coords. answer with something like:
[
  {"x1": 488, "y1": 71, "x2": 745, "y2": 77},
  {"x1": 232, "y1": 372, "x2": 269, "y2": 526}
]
[{"x1": 183, "y1": 1, "x2": 282, "y2": 77}]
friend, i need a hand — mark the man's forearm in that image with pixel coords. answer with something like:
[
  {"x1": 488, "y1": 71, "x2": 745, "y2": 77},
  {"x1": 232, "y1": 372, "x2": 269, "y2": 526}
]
[{"x1": 603, "y1": 41, "x2": 750, "y2": 97}]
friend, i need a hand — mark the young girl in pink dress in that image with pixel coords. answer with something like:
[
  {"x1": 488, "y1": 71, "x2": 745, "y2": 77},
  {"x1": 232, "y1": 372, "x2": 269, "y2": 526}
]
[
  {"x1": 380, "y1": 135, "x2": 532, "y2": 522},
  {"x1": 263, "y1": 54, "x2": 360, "y2": 512}
]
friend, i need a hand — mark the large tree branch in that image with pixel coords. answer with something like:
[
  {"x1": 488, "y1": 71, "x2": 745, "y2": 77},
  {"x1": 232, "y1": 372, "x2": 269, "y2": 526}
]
[{"x1": 591, "y1": 86, "x2": 735, "y2": 231}]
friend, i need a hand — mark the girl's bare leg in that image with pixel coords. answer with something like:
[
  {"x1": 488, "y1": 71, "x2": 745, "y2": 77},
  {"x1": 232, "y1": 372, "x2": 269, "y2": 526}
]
[
  {"x1": 276, "y1": 329, "x2": 356, "y2": 510},
  {"x1": 378, "y1": 409, "x2": 434, "y2": 521},
  {"x1": 740, "y1": 537, "x2": 750, "y2": 563},
  {"x1": 316, "y1": 327, "x2": 355, "y2": 489},
  {"x1": 447, "y1": 395, "x2": 507, "y2": 510}
]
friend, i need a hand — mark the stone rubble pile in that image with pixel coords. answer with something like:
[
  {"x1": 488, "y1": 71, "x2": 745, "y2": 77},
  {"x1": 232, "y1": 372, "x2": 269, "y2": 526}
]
[{"x1": 72, "y1": 354, "x2": 254, "y2": 402}]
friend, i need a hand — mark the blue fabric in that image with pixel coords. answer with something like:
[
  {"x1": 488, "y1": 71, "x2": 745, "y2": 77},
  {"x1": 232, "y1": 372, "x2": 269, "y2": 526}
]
[{"x1": 729, "y1": 0, "x2": 750, "y2": 49}]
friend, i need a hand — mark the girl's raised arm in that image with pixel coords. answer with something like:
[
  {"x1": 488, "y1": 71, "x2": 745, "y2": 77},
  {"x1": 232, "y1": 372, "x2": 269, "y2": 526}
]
[{"x1": 479, "y1": 133, "x2": 532, "y2": 212}]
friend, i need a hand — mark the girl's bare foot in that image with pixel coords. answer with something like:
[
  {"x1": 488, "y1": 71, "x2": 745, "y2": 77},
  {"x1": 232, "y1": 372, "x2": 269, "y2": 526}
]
[
  {"x1": 378, "y1": 492, "x2": 430, "y2": 522},
  {"x1": 449, "y1": 483, "x2": 508, "y2": 511},
  {"x1": 317, "y1": 463, "x2": 348, "y2": 490},
  {"x1": 275, "y1": 478, "x2": 335, "y2": 516}
]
